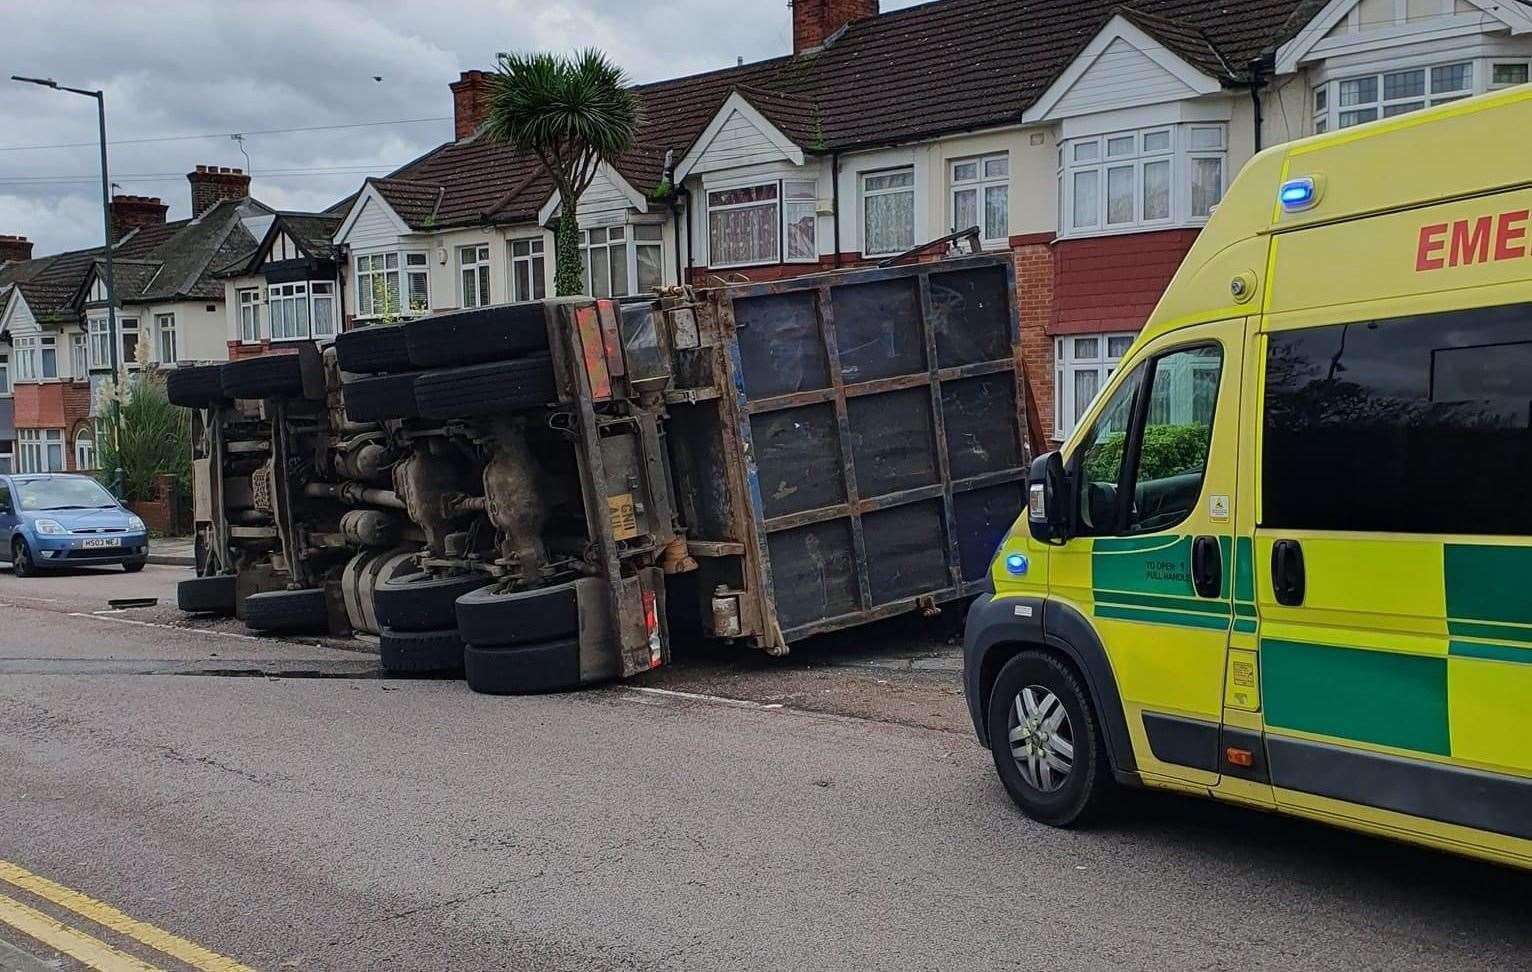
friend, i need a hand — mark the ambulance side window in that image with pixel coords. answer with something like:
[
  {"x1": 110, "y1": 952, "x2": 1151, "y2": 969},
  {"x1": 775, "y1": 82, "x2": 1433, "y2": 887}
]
[
  {"x1": 1125, "y1": 345, "x2": 1221, "y2": 534},
  {"x1": 1074, "y1": 367, "x2": 1143, "y2": 536}
]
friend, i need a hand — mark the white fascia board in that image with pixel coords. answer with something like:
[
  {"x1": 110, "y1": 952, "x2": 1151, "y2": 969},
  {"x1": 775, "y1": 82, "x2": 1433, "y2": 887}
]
[
  {"x1": 1022, "y1": 14, "x2": 1224, "y2": 124},
  {"x1": 536, "y1": 163, "x2": 651, "y2": 226},
  {"x1": 0, "y1": 288, "x2": 19, "y2": 339},
  {"x1": 674, "y1": 91, "x2": 807, "y2": 183},
  {"x1": 1278, "y1": 0, "x2": 1532, "y2": 74},
  {"x1": 333, "y1": 182, "x2": 411, "y2": 246},
  {"x1": 1057, "y1": 97, "x2": 1233, "y2": 140}
]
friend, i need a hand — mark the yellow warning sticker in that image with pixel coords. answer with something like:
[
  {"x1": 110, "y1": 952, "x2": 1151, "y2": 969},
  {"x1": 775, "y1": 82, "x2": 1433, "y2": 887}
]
[
  {"x1": 1225, "y1": 649, "x2": 1261, "y2": 712},
  {"x1": 608, "y1": 493, "x2": 639, "y2": 541}
]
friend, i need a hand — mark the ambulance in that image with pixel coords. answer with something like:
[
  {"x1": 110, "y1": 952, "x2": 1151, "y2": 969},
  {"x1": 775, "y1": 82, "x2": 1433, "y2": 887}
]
[{"x1": 964, "y1": 86, "x2": 1532, "y2": 868}]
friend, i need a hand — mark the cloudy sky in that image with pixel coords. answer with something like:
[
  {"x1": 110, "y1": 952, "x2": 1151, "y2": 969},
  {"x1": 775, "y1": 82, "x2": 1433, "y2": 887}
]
[{"x1": 1, "y1": 0, "x2": 927, "y2": 255}]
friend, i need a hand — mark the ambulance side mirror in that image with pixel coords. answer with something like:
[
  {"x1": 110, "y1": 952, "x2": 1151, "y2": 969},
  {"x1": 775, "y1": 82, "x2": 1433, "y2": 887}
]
[{"x1": 1027, "y1": 451, "x2": 1072, "y2": 545}]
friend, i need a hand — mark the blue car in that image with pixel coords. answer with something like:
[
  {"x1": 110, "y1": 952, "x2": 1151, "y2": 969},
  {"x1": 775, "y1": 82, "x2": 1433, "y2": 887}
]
[{"x1": 0, "y1": 473, "x2": 150, "y2": 576}]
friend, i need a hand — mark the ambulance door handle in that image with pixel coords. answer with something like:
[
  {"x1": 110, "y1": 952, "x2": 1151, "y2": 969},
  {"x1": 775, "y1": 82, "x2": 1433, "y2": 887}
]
[
  {"x1": 1191, "y1": 535, "x2": 1222, "y2": 599},
  {"x1": 1271, "y1": 539, "x2": 1306, "y2": 607}
]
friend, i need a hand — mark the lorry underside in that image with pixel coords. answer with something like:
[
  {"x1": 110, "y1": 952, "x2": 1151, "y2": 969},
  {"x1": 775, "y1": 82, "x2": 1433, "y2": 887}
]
[{"x1": 172, "y1": 256, "x2": 1029, "y2": 694}]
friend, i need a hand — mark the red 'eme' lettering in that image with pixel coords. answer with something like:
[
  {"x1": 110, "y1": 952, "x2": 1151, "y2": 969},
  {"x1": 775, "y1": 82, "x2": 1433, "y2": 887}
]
[{"x1": 1418, "y1": 209, "x2": 1532, "y2": 271}]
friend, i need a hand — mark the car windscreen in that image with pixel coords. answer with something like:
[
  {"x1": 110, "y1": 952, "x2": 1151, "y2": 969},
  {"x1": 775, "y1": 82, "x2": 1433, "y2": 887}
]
[{"x1": 16, "y1": 477, "x2": 117, "y2": 511}]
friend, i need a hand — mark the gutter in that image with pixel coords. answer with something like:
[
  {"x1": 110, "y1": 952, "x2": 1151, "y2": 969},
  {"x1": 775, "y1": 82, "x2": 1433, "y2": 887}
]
[
  {"x1": 1247, "y1": 56, "x2": 1272, "y2": 153},
  {"x1": 831, "y1": 152, "x2": 842, "y2": 268}
]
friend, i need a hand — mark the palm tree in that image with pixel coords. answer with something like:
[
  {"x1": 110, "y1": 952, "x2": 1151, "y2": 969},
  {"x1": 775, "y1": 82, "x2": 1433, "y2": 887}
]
[{"x1": 484, "y1": 50, "x2": 643, "y2": 297}]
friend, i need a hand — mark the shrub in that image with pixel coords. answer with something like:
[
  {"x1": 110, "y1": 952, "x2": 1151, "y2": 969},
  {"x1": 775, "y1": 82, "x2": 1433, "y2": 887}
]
[
  {"x1": 96, "y1": 373, "x2": 192, "y2": 504},
  {"x1": 1082, "y1": 424, "x2": 1209, "y2": 483}
]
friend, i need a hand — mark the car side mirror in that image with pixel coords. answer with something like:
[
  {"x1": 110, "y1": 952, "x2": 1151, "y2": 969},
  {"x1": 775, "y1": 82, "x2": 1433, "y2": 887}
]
[{"x1": 1027, "y1": 451, "x2": 1072, "y2": 545}]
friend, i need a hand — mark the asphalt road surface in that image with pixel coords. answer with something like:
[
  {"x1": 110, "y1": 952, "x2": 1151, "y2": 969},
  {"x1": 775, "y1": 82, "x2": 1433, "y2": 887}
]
[{"x1": 0, "y1": 565, "x2": 1528, "y2": 971}]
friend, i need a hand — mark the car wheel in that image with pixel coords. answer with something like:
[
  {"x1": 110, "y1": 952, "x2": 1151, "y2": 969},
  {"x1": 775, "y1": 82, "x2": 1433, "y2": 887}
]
[
  {"x1": 243, "y1": 588, "x2": 330, "y2": 634},
  {"x1": 987, "y1": 650, "x2": 1114, "y2": 828},
  {"x1": 464, "y1": 637, "x2": 582, "y2": 695},
  {"x1": 455, "y1": 580, "x2": 580, "y2": 647},
  {"x1": 405, "y1": 303, "x2": 549, "y2": 369},
  {"x1": 341, "y1": 371, "x2": 422, "y2": 423},
  {"x1": 334, "y1": 323, "x2": 413, "y2": 375},
  {"x1": 178, "y1": 575, "x2": 237, "y2": 615},
  {"x1": 165, "y1": 364, "x2": 228, "y2": 409},
  {"x1": 11, "y1": 538, "x2": 37, "y2": 578},
  {"x1": 413, "y1": 357, "x2": 557, "y2": 420},
  {"x1": 379, "y1": 626, "x2": 464, "y2": 676},
  {"x1": 374, "y1": 571, "x2": 493, "y2": 633},
  {"x1": 220, "y1": 353, "x2": 305, "y2": 400},
  {"x1": 122, "y1": 560, "x2": 146, "y2": 573}
]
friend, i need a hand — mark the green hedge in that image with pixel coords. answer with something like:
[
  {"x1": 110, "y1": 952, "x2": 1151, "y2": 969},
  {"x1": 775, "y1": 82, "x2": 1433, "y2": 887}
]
[{"x1": 1082, "y1": 424, "x2": 1210, "y2": 483}]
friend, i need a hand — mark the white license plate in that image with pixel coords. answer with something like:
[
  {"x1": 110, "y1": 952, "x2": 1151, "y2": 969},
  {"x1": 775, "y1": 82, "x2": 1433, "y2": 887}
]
[{"x1": 80, "y1": 538, "x2": 121, "y2": 549}]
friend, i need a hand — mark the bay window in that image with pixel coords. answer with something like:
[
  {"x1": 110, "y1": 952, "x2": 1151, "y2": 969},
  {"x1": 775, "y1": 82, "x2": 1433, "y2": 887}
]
[
  {"x1": 950, "y1": 153, "x2": 1009, "y2": 245},
  {"x1": 1318, "y1": 61, "x2": 1475, "y2": 130},
  {"x1": 15, "y1": 337, "x2": 59, "y2": 381},
  {"x1": 509, "y1": 238, "x2": 547, "y2": 302},
  {"x1": 356, "y1": 251, "x2": 429, "y2": 318},
  {"x1": 706, "y1": 179, "x2": 818, "y2": 268},
  {"x1": 862, "y1": 167, "x2": 915, "y2": 256},
  {"x1": 13, "y1": 339, "x2": 35, "y2": 382},
  {"x1": 17, "y1": 429, "x2": 64, "y2": 473},
  {"x1": 460, "y1": 244, "x2": 491, "y2": 308},
  {"x1": 1055, "y1": 333, "x2": 1136, "y2": 438},
  {"x1": 580, "y1": 225, "x2": 666, "y2": 298},
  {"x1": 156, "y1": 313, "x2": 177, "y2": 364},
  {"x1": 1060, "y1": 125, "x2": 1225, "y2": 235},
  {"x1": 268, "y1": 283, "x2": 310, "y2": 340},
  {"x1": 238, "y1": 288, "x2": 261, "y2": 343},
  {"x1": 311, "y1": 282, "x2": 336, "y2": 338}
]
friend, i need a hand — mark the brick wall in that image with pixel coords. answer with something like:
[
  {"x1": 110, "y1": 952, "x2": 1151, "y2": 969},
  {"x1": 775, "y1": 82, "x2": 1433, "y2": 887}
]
[
  {"x1": 1010, "y1": 235, "x2": 1056, "y2": 453},
  {"x1": 793, "y1": 0, "x2": 879, "y2": 52},
  {"x1": 1052, "y1": 229, "x2": 1199, "y2": 336},
  {"x1": 128, "y1": 474, "x2": 188, "y2": 534},
  {"x1": 227, "y1": 340, "x2": 274, "y2": 359}
]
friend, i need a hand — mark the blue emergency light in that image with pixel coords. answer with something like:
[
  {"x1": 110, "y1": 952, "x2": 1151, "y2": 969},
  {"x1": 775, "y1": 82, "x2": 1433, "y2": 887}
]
[
  {"x1": 1279, "y1": 177, "x2": 1319, "y2": 212},
  {"x1": 1005, "y1": 554, "x2": 1029, "y2": 575}
]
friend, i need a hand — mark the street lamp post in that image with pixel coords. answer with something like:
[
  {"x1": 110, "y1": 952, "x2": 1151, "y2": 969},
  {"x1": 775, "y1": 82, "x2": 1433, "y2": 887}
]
[{"x1": 10, "y1": 76, "x2": 120, "y2": 374}]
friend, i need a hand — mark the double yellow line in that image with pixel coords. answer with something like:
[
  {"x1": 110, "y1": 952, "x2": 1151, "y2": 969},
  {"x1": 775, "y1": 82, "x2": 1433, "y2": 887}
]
[{"x1": 0, "y1": 860, "x2": 253, "y2": 971}]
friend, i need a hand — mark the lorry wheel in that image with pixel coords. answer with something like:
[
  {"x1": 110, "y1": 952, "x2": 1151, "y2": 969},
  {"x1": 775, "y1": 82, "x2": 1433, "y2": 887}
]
[
  {"x1": 413, "y1": 357, "x2": 557, "y2": 419},
  {"x1": 405, "y1": 304, "x2": 549, "y2": 369},
  {"x1": 243, "y1": 588, "x2": 330, "y2": 634},
  {"x1": 342, "y1": 371, "x2": 422, "y2": 422},
  {"x1": 220, "y1": 353, "x2": 304, "y2": 401},
  {"x1": 177, "y1": 575, "x2": 237, "y2": 614},
  {"x1": 455, "y1": 581, "x2": 580, "y2": 647},
  {"x1": 379, "y1": 626, "x2": 464, "y2": 675},
  {"x1": 464, "y1": 637, "x2": 582, "y2": 695},
  {"x1": 374, "y1": 571, "x2": 493, "y2": 632},
  {"x1": 987, "y1": 651, "x2": 1114, "y2": 828},
  {"x1": 165, "y1": 365, "x2": 227, "y2": 409},
  {"x1": 334, "y1": 323, "x2": 414, "y2": 374}
]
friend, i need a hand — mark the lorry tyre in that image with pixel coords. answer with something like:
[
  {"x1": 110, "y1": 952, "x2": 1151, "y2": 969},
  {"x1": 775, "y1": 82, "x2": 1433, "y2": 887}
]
[
  {"x1": 464, "y1": 637, "x2": 582, "y2": 695},
  {"x1": 374, "y1": 571, "x2": 493, "y2": 632},
  {"x1": 379, "y1": 626, "x2": 464, "y2": 675},
  {"x1": 220, "y1": 353, "x2": 305, "y2": 400},
  {"x1": 414, "y1": 357, "x2": 557, "y2": 419},
  {"x1": 455, "y1": 580, "x2": 579, "y2": 647},
  {"x1": 177, "y1": 575, "x2": 237, "y2": 614},
  {"x1": 243, "y1": 588, "x2": 329, "y2": 634},
  {"x1": 987, "y1": 650, "x2": 1113, "y2": 829},
  {"x1": 334, "y1": 323, "x2": 413, "y2": 374},
  {"x1": 405, "y1": 304, "x2": 549, "y2": 369},
  {"x1": 166, "y1": 365, "x2": 227, "y2": 409},
  {"x1": 342, "y1": 371, "x2": 422, "y2": 423}
]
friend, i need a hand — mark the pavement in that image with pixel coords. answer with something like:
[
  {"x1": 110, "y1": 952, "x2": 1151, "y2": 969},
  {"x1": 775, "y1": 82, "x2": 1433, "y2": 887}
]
[
  {"x1": 0, "y1": 565, "x2": 1527, "y2": 971},
  {"x1": 146, "y1": 536, "x2": 194, "y2": 567}
]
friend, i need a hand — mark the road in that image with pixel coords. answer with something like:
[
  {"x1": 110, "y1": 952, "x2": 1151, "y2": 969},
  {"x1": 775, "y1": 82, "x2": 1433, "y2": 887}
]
[{"x1": 0, "y1": 566, "x2": 1527, "y2": 971}]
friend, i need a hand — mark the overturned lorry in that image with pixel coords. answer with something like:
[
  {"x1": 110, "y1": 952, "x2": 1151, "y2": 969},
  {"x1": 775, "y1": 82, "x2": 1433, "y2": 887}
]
[{"x1": 170, "y1": 255, "x2": 1029, "y2": 693}]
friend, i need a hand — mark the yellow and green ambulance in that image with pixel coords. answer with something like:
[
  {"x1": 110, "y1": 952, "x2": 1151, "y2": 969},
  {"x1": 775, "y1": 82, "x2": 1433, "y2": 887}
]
[{"x1": 964, "y1": 86, "x2": 1532, "y2": 869}]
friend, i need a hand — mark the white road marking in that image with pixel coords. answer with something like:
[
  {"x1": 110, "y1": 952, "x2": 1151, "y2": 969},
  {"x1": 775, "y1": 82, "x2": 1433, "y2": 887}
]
[{"x1": 625, "y1": 686, "x2": 785, "y2": 711}]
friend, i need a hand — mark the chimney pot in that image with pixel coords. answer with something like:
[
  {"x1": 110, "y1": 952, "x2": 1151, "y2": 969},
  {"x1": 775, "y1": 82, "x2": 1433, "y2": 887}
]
[
  {"x1": 450, "y1": 69, "x2": 494, "y2": 142},
  {"x1": 187, "y1": 163, "x2": 252, "y2": 215},
  {"x1": 792, "y1": 0, "x2": 878, "y2": 54}
]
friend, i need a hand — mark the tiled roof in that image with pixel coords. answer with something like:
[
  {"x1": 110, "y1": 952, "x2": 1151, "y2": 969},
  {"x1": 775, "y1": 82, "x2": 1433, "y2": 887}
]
[
  {"x1": 281, "y1": 213, "x2": 344, "y2": 259},
  {"x1": 0, "y1": 246, "x2": 101, "y2": 323},
  {"x1": 372, "y1": 0, "x2": 1309, "y2": 232}
]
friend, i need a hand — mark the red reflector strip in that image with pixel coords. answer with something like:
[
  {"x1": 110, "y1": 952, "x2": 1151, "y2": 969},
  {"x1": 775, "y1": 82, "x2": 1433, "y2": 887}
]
[
  {"x1": 574, "y1": 304, "x2": 612, "y2": 400},
  {"x1": 596, "y1": 299, "x2": 625, "y2": 377},
  {"x1": 1225, "y1": 747, "x2": 1254, "y2": 768}
]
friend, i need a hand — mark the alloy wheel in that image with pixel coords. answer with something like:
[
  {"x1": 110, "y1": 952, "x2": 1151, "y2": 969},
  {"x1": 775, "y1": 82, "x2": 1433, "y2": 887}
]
[{"x1": 1007, "y1": 685, "x2": 1074, "y2": 793}]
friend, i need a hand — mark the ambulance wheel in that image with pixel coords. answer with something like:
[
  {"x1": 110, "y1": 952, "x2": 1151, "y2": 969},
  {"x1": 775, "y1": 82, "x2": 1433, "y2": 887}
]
[
  {"x1": 987, "y1": 650, "x2": 1113, "y2": 828},
  {"x1": 464, "y1": 637, "x2": 581, "y2": 695}
]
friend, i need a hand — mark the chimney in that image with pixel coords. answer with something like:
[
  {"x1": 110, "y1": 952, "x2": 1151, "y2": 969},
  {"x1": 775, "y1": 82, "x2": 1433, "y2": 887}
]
[
  {"x1": 0, "y1": 235, "x2": 33, "y2": 264},
  {"x1": 450, "y1": 70, "x2": 493, "y2": 141},
  {"x1": 187, "y1": 165, "x2": 251, "y2": 215},
  {"x1": 793, "y1": 0, "x2": 878, "y2": 54},
  {"x1": 108, "y1": 195, "x2": 168, "y2": 242}
]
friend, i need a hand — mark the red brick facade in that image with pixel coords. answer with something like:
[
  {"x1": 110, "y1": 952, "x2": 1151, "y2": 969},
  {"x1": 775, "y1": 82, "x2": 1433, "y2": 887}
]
[
  {"x1": 13, "y1": 379, "x2": 95, "y2": 472},
  {"x1": 793, "y1": 0, "x2": 880, "y2": 52},
  {"x1": 1051, "y1": 229, "x2": 1199, "y2": 336}
]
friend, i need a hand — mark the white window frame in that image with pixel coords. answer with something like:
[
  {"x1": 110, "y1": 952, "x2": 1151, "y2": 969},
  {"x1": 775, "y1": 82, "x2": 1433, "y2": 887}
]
[
  {"x1": 88, "y1": 317, "x2": 111, "y2": 368},
  {"x1": 155, "y1": 313, "x2": 177, "y2": 364},
  {"x1": 949, "y1": 153, "x2": 1010, "y2": 247},
  {"x1": 119, "y1": 318, "x2": 140, "y2": 370},
  {"x1": 268, "y1": 282, "x2": 311, "y2": 341},
  {"x1": 1490, "y1": 59, "x2": 1531, "y2": 90},
  {"x1": 69, "y1": 333, "x2": 87, "y2": 379},
  {"x1": 311, "y1": 281, "x2": 337, "y2": 339},
  {"x1": 580, "y1": 226, "x2": 632, "y2": 298},
  {"x1": 237, "y1": 287, "x2": 262, "y2": 343},
  {"x1": 459, "y1": 243, "x2": 492, "y2": 308},
  {"x1": 1321, "y1": 61, "x2": 1475, "y2": 130},
  {"x1": 509, "y1": 237, "x2": 547, "y2": 303},
  {"x1": 0, "y1": 352, "x2": 8, "y2": 394},
  {"x1": 1054, "y1": 332, "x2": 1137, "y2": 439},
  {"x1": 1059, "y1": 126, "x2": 1222, "y2": 237},
  {"x1": 703, "y1": 178, "x2": 819, "y2": 270},
  {"x1": 74, "y1": 429, "x2": 95, "y2": 471},
  {"x1": 706, "y1": 182, "x2": 781, "y2": 269},
  {"x1": 860, "y1": 166, "x2": 916, "y2": 258},
  {"x1": 355, "y1": 251, "x2": 429, "y2": 319},
  {"x1": 18, "y1": 429, "x2": 64, "y2": 473}
]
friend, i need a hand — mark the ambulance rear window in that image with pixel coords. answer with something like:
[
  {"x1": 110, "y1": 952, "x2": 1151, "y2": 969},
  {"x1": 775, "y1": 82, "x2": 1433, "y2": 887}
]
[{"x1": 1262, "y1": 303, "x2": 1532, "y2": 536}]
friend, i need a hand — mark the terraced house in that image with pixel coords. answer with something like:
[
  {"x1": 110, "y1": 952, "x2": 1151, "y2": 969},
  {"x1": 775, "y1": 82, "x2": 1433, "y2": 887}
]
[
  {"x1": 0, "y1": 166, "x2": 274, "y2": 472},
  {"x1": 334, "y1": 0, "x2": 1532, "y2": 452}
]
